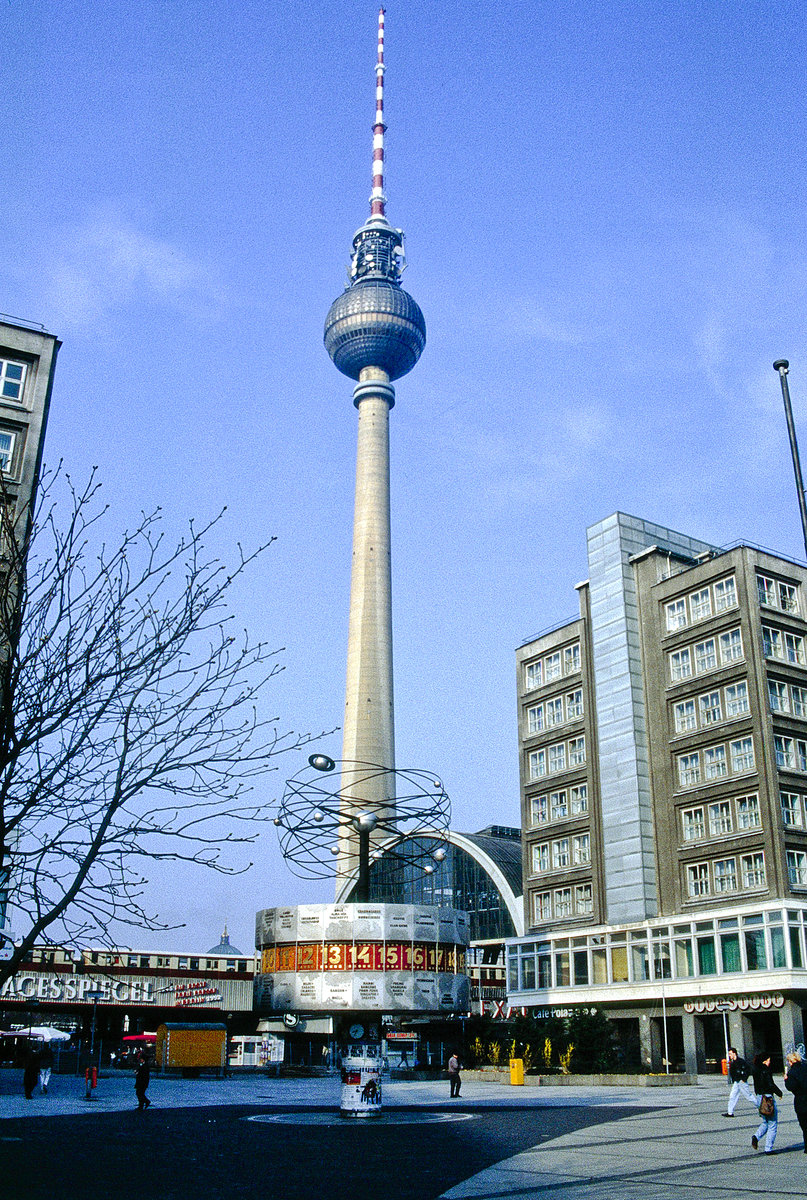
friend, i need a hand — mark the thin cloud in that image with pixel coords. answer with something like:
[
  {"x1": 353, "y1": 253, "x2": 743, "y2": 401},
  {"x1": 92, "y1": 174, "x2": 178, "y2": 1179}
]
[{"x1": 42, "y1": 213, "x2": 219, "y2": 332}]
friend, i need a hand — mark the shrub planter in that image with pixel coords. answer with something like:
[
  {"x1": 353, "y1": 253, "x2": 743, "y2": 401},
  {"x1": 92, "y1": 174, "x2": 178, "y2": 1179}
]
[{"x1": 462, "y1": 1067, "x2": 697, "y2": 1087}]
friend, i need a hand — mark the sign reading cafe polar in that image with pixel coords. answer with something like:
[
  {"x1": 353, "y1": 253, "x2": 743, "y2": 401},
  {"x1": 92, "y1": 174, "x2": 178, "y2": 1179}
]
[{"x1": 254, "y1": 903, "x2": 470, "y2": 1013}]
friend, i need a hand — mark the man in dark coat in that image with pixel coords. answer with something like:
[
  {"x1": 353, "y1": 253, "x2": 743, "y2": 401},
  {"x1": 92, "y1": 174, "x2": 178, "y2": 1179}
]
[
  {"x1": 785, "y1": 1051, "x2": 807, "y2": 1153},
  {"x1": 22, "y1": 1044, "x2": 40, "y2": 1100},
  {"x1": 723, "y1": 1047, "x2": 755, "y2": 1116},
  {"x1": 135, "y1": 1052, "x2": 151, "y2": 1110}
]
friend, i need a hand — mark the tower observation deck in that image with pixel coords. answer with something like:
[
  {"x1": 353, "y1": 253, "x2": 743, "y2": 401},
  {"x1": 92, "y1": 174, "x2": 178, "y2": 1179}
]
[{"x1": 324, "y1": 9, "x2": 425, "y2": 882}]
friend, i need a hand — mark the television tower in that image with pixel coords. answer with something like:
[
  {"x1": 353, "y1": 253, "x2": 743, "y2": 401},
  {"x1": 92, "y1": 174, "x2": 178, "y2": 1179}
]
[{"x1": 324, "y1": 8, "x2": 426, "y2": 876}]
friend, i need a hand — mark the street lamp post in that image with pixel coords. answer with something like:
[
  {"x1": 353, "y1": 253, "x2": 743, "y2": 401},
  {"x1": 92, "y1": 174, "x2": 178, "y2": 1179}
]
[
  {"x1": 85, "y1": 989, "x2": 104, "y2": 1064},
  {"x1": 773, "y1": 360, "x2": 807, "y2": 560}
]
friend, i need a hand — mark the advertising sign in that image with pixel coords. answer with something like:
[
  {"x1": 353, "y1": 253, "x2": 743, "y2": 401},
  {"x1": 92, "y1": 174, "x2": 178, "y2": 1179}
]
[{"x1": 340, "y1": 1056, "x2": 382, "y2": 1118}]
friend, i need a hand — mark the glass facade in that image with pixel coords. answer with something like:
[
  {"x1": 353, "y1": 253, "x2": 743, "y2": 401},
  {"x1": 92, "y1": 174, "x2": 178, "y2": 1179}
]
[
  {"x1": 508, "y1": 903, "x2": 807, "y2": 994},
  {"x1": 362, "y1": 836, "x2": 517, "y2": 942}
]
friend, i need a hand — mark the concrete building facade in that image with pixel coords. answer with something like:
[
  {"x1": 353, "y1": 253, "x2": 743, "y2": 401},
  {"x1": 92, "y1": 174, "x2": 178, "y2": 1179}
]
[
  {"x1": 509, "y1": 512, "x2": 807, "y2": 1073},
  {"x1": 0, "y1": 317, "x2": 59, "y2": 527}
]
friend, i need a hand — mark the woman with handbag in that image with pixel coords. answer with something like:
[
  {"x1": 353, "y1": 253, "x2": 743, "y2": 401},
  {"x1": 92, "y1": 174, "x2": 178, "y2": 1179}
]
[{"x1": 751, "y1": 1052, "x2": 782, "y2": 1155}]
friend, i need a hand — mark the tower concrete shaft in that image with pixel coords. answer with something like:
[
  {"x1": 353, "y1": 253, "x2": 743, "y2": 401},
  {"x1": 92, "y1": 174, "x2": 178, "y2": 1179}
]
[{"x1": 338, "y1": 369, "x2": 397, "y2": 879}]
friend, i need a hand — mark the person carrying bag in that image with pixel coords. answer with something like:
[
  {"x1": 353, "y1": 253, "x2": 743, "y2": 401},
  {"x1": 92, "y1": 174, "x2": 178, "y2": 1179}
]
[{"x1": 750, "y1": 1052, "x2": 782, "y2": 1155}]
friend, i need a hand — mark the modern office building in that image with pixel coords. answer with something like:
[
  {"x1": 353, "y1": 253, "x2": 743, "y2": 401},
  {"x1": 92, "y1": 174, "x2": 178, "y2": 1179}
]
[
  {"x1": 509, "y1": 512, "x2": 807, "y2": 1072},
  {"x1": 0, "y1": 317, "x2": 59, "y2": 930},
  {"x1": 0, "y1": 316, "x2": 59, "y2": 527}
]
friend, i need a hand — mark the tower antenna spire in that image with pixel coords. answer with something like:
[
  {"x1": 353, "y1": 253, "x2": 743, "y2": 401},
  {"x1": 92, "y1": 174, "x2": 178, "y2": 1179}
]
[{"x1": 370, "y1": 7, "x2": 387, "y2": 219}]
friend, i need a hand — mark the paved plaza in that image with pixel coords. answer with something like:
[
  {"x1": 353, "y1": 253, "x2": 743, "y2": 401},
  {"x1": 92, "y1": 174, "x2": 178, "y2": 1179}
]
[{"x1": 0, "y1": 1071, "x2": 805, "y2": 1199}]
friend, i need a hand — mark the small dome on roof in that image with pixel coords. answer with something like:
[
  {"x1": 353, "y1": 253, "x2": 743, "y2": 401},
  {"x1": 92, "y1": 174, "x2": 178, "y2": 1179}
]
[{"x1": 206, "y1": 926, "x2": 244, "y2": 957}]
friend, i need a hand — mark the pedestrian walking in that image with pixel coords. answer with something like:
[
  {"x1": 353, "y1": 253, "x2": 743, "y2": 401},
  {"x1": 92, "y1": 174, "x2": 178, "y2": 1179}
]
[
  {"x1": 750, "y1": 1052, "x2": 782, "y2": 1155},
  {"x1": 22, "y1": 1044, "x2": 39, "y2": 1100},
  {"x1": 447, "y1": 1051, "x2": 461, "y2": 1098},
  {"x1": 722, "y1": 1047, "x2": 755, "y2": 1116},
  {"x1": 784, "y1": 1049, "x2": 807, "y2": 1154},
  {"x1": 135, "y1": 1052, "x2": 151, "y2": 1110},
  {"x1": 38, "y1": 1042, "x2": 54, "y2": 1094}
]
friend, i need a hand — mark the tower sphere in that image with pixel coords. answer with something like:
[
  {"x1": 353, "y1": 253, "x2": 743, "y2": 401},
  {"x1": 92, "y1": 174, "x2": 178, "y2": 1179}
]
[{"x1": 324, "y1": 276, "x2": 426, "y2": 382}]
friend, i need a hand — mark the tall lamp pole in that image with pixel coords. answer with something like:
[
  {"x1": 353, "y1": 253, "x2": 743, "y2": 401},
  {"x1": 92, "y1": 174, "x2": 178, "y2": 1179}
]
[{"x1": 774, "y1": 360, "x2": 807, "y2": 560}]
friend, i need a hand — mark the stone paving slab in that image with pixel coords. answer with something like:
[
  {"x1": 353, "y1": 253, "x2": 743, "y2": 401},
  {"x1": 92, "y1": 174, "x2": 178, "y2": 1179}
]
[
  {"x1": 440, "y1": 1092, "x2": 807, "y2": 1200},
  {"x1": 0, "y1": 1071, "x2": 711, "y2": 1120}
]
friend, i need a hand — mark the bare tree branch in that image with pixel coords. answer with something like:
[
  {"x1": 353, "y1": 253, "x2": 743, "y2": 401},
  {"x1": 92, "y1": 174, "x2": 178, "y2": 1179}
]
[{"x1": 0, "y1": 467, "x2": 332, "y2": 983}]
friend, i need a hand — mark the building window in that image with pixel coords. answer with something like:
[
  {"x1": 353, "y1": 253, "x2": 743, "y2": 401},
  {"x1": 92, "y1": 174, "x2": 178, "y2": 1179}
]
[
  {"x1": 545, "y1": 697, "x2": 563, "y2": 727},
  {"x1": 708, "y1": 800, "x2": 732, "y2": 835},
  {"x1": 575, "y1": 883, "x2": 593, "y2": 914},
  {"x1": 566, "y1": 689, "x2": 583, "y2": 720},
  {"x1": 741, "y1": 853, "x2": 766, "y2": 889},
  {"x1": 545, "y1": 652, "x2": 562, "y2": 682},
  {"x1": 781, "y1": 790, "x2": 803, "y2": 827},
  {"x1": 687, "y1": 862, "x2": 710, "y2": 897},
  {"x1": 570, "y1": 784, "x2": 588, "y2": 815},
  {"x1": 763, "y1": 626, "x2": 783, "y2": 659},
  {"x1": 714, "y1": 577, "x2": 737, "y2": 612},
  {"x1": 780, "y1": 582, "x2": 800, "y2": 614},
  {"x1": 0, "y1": 358, "x2": 26, "y2": 402},
  {"x1": 531, "y1": 843, "x2": 549, "y2": 874},
  {"x1": 792, "y1": 685, "x2": 807, "y2": 717},
  {"x1": 769, "y1": 679, "x2": 790, "y2": 713},
  {"x1": 719, "y1": 628, "x2": 743, "y2": 664},
  {"x1": 736, "y1": 794, "x2": 761, "y2": 830},
  {"x1": 670, "y1": 648, "x2": 692, "y2": 681},
  {"x1": 758, "y1": 574, "x2": 800, "y2": 615},
  {"x1": 694, "y1": 639, "x2": 717, "y2": 673},
  {"x1": 713, "y1": 858, "x2": 737, "y2": 893},
  {"x1": 573, "y1": 833, "x2": 590, "y2": 865},
  {"x1": 786, "y1": 633, "x2": 805, "y2": 665},
  {"x1": 529, "y1": 750, "x2": 546, "y2": 779},
  {"x1": 775, "y1": 736, "x2": 797, "y2": 770},
  {"x1": 682, "y1": 807, "x2": 705, "y2": 841},
  {"x1": 568, "y1": 736, "x2": 586, "y2": 767},
  {"x1": 548, "y1": 743, "x2": 566, "y2": 773},
  {"x1": 532, "y1": 891, "x2": 551, "y2": 922},
  {"x1": 0, "y1": 431, "x2": 15, "y2": 473},
  {"x1": 678, "y1": 752, "x2": 701, "y2": 788},
  {"x1": 550, "y1": 790, "x2": 567, "y2": 820},
  {"x1": 551, "y1": 838, "x2": 570, "y2": 869},
  {"x1": 674, "y1": 700, "x2": 697, "y2": 733},
  {"x1": 690, "y1": 588, "x2": 712, "y2": 622},
  {"x1": 527, "y1": 704, "x2": 544, "y2": 734},
  {"x1": 666, "y1": 598, "x2": 687, "y2": 631},
  {"x1": 704, "y1": 745, "x2": 728, "y2": 781},
  {"x1": 787, "y1": 849, "x2": 807, "y2": 887},
  {"x1": 725, "y1": 681, "x2": 749, "y2": 717},
  {"x1": 700, "y1": 692, "x2": 722, "y2": 726},
  {"x1": 554, "y1": 887, "x2": 572, "y2": 917},
  {"x1": 525, "y1": 661, "x2": 543, "y2": 691},
  {"x1": 564, "y1": 643, "x2": 580, "y2": 674},
  {"x1": 730, "y1": 737, "x2": 755, "y2": 774},
  {"x1": 530, "y1": 794, "x2": 548, "y2": 825}
]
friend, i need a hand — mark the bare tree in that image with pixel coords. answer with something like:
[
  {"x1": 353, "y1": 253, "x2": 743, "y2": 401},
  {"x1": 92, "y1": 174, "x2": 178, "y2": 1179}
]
[{"x1": 0, "y1": 469, "x2": 324, "y2": 985}]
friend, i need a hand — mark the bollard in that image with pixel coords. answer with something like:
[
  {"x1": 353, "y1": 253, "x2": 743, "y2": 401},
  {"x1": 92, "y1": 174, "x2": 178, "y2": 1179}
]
[{"x1": 509, "y1": 1058, "x2": 524, "y2": 1086}]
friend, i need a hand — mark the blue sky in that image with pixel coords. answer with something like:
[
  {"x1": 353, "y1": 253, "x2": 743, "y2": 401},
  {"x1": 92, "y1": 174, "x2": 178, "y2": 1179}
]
[{"x1": 5, "y1": 0, "x2": 807, "y2": 953}]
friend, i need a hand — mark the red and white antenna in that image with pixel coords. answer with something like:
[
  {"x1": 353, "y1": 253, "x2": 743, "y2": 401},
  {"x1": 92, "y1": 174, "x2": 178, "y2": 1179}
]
[{"x1": 370, "y1": 7, "x2": 387, "y2": 219}]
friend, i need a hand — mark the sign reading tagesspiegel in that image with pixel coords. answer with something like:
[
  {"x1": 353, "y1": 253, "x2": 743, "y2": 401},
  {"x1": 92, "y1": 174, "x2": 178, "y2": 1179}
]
[{"x1": 254, "y1": 903, "x2": 470, "y2": 1013}]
